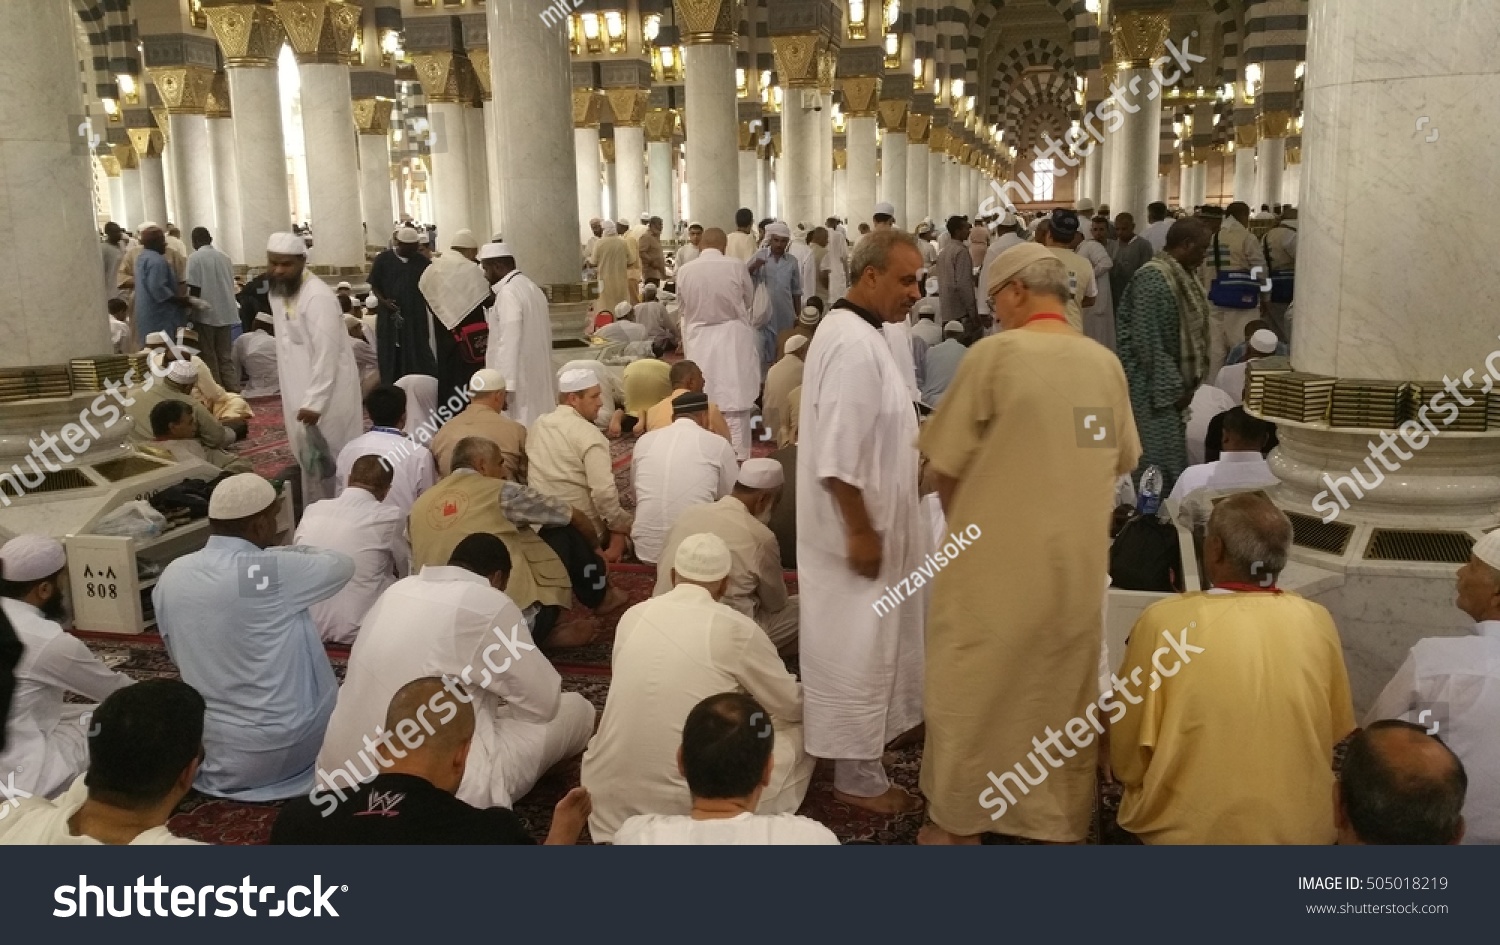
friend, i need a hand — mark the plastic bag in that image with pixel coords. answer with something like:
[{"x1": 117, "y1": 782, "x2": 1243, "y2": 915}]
[
  {"x1": 296, "y1": 423, "x2": 337, "y2": 481},
  {"x1": 93, "y1": 500, "x2": 168, "y2": 539}
]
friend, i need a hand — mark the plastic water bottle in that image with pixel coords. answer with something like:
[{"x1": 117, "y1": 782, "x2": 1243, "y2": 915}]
[{"x1": 1137, "y1": 465, "x2": 1164, "y2": 518}]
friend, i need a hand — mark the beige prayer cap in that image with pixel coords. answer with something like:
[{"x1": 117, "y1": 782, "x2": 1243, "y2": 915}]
[
  {"x1": 478, "y1": 242, "x2": 514, "y2": 261},
  {"x1": 450, "y1": 229, "x2": 480, "y2": 250},
  {"x1": 470, "y1": 368, "x2": 506, "y2": 393},
  {"x1": 983, "y1": 241, "x2": 1056, "y2": 298},
  {"x1": 208, "y1": 473, "x2": 277, "y2": 520},
  {"x1": 267, "y1": 231, "x2": 309, "y2": 256},
  {"x1": 558, "y1": 367, "x2": 598, "y2": 394},
  {"x1": 166, "y1": 360, "x2": 198, "y2": 385},
  {"x1": 765, "y1": 221, "x2": 792, "y2": 239},
  {"x1": 0, "y1": 534, "x2": 66, "y2": 582},
  {"x1": 674, "y1": 533, "x2": 732, "y2": 582},
  {"x1": 1473, "y1": 529, "x2": 1500, "y2": 571},
  {"x1": 737, "y1": 458, "x2": 784, "y2": 490},
  {"x1": 395, "y1": 226, "x2": 421, "y2": 244},
  {"x1": 784, "y1": 334, "x2": 809, "y2": 355}
]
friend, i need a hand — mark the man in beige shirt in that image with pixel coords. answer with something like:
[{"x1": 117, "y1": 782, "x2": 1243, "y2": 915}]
[
  {"x1": 643, "y1": 360, "x2": 732, "y2": 441},
  {"x1": 430, "y1": 369, "x2": 528, "y2": 481},
  {"x1": 653, "y1": 459, "x2": 798, "y2": 651},
  {"x1": 527, "y1": 367, "x2": 634, "y2": 561},
  {"x1": 1038, "y1": 210, "x2": 1097, "y2": 331},
  {"x1": 763, "y1": 335, "x2": 806, "y2": 449}
]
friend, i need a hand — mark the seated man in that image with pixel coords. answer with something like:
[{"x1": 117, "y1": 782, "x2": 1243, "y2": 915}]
[
  {"x1": 315, "y1": 538, "x2": 596, "y2": 814},
  {"x1": 642, "y1": 360, "x2": 732, "y2": 441},
  {"x1": 295, "y1": 455, "x2": 407, "y2": 644},
  {"x1": 347, "y1": 314, "x2": 381, "y2": 396},
  {"x1": 336, "y1": 385, "x2": 437, "y2": 519},
  {"x1": 175, "y1": 327, "x2": 252, "y2": 424},
  {"x1": 233, "y1": 313, "x2": 280, "y2": 396},
  {"x1": 920, "y1": 321, "x2": 969, "y2": 407},
  {"x1": 1223, "y1": 319, "x2": 1289, "y2": 367},
  {"x1": 581, "y1": 534, "x2": 814, "y2": 843},
  {"x1": 1185, "y1": 382, "x2": 1239, "y2": 466},
  {"x1": 1166, "y1": 407, "x2": 1278, "y2": 505},
  {"x1": 1335, "y1": 720, "x2": 1467, "y2": 845},
  {"x1": 556, "y1": 360, "x2": 627, "y2": 438},
  {"x1": 430, "y1": 369, "x2": 528, "y2": 481},
  {"x1": 0, "y1": 680, "x2": 204, "y2": 845},
  {"x1": 153, "y1": 473, "x2": 354, "y2": 800},
  {"x1": 767, "y1": 442, "x2": 798, "y2": 570},
  {"x1": 620, "y1": 356, "x2": 673, "y2": 436},
  {"x1": 775, "y1": 300, "x2": 822, "y2": 361},
  {"x1": 631, "y1": 283, "x2": 675, "y2": 346},
  {"x1": 763, "y1": 336, "x2": 806, "y2": 448},
  {"x1": 1111, "y1": 493, "x2": 1355, "y2": 843},
  {"x1": 279, "y1": 678, "x2": 590, "y2": 844},
  {"x1": 127, "y1": 358, "x2": 241, "y2": 453},
  {"x1": 528, "y1": 369, "x2": 634, "y2": 561},
  {"x1": 107, "y1": 298, "x2": 130, "y2": 353},
  {"x1": 1364, "y1": 530, "x2": 1500, "y2": 843},
  {"x1": 654, "y1": 458, "x2": 798, "y2": 650},
  {"x1": 910, "y1": 298, "x2": 942, "y2": 346},
  {"x1": 1214, "y1": 327, "x2": 1283, "y2": 403},
  {"x1": 631, "y1": 392, "x2": 740, "y2": 566},
  {"x1": 147, "y1": 399, "x2": 252, "y2": 473},
  {"x1": 410, "y1": 437, "x2": 623, "y2": 648},
  {"x1": 614, "y1": 693, "x2": 839, "y2": 845},
  {"x1": 593, "y1": 300, "x2": 648, "y2": 345},
  {"x1": 0, "y1": 536, "x2": 132, "y2": 799}
]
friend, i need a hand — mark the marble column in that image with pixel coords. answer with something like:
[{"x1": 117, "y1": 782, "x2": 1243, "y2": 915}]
[
  {"x1": 482, "y1": 101, "x2": 504, "y2": 236},
  {"x1": 120, "y1": 165, "x2": 146, "y2": 231},
  {"x1": 0, "y1": 0, "x2": 110, "y2": 365},
  {"x1": 756, "y1": 151, "x2": 770, "y2": 220},
  {"x1": 680, "y1": 32, "x2": 740, "y2": 232},
  {"x1": 602, "y1": 139, "x2": 617, "y2": 220},
  {"x1": 297, "y1": 64, "x2": 365, "y2": 268},
  {"x1": 818, "y1": 91, "x2": 834, "y2": 221},
  {"x1": 846, "y1": 116, "x2": 877, "y2": 226},
  {"x1": 165, "y1": 113, "x2": 215, "y2": 234},
  {"x1": 203, "y1": 73, "x2": 243, "y2": 262},
  {"x1": 465, "y1": 104, "x2": 491, "y2": 239},
  {"x1": 574, "y1": 124, "x2": 603, "y2": 242},
  {"x1": 354, "y1": 95, "x2": 394, "y2": 250},
  {"x1": 140, "y1": 154, "x2": 170, "y2": 225},
  {"x1": 779, "y1": 90, "x2": 824, "y2": 230},
  {"x1": 906, "y1": 115, "x2": 929, "y2": 225},
  {"x1": 943, "y1": 154, "x2": 960, "y2": 222},
  {"x1": 108, "y1": 172, "x2": 128, "y2": 229},
  {"x1": 1234, "y1": 147, "x2": 1257, "y2": 205},
  {"x1": 648, "y1": 139, "x2": 675, "y2": 225},
  {"x1": 883, "y1": 131, "x2": 908, "y2": 227},
  {"x1": 1104, "y1": 11, "x2": 1169, "y2": 219},
  {"x1": 427, "y1": 101, "x2": 472, "y2": 242},
  {"x1": 487, "y1": 0, "x2": 582, "y2": 286},
  {"x1": 1255, "y1": 112, "x2": 1290, "y2": 211},
  {"x1": 738, "y1": 146, "x2": 758, "y2": 216},
  {"x1": 927, "y1": 134, "x2": 945, "y2": 218},
  {"x1": 613, "y1": 124, "x2": 647, "y2": 224}
]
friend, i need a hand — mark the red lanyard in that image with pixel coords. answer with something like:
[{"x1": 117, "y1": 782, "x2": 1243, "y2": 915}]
[
  {"x1": 1024, "y1": 312, "x2": 1069, "y2": 326},
  {"x1": 1214, "y1": 582, "x2": 1283, "y2": 595}
]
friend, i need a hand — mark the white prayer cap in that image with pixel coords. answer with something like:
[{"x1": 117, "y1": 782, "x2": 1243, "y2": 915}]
[
  {"x1": 144, "y1": 331, "x2": 170, "y2": 346},
  {"x1": 1076, "y1": 197, "x2": 1096, "y2": 214},
  {"x1": 254, "y1": 312, "x2": 274, "y2": 326},
  {"x1": 208, "y1": 473, "x2": 277, "y2": 520},
  {"x1": 558, "y1": 367, "x2": 599, "y2": 394},
  {"x1": 139, "y1": 221, "x2": 161, "y2": 232},
  {"x1": 943, "y1": 320, "x2": 965, "y2": 334},
  {"x1": 470, "y1": 368, "x2": 506, "y2": 393},
  {"x1": 417, "y1": 230, "x2": 431, "y2": 244},
  {"x1": 450, "y1": 228, "x2": 480, "y2": 250},
  {"x1": 267, "y1": 231, "x2": 308, "y2": 256},
  {"x1": 166, "y1": 360, "x2": 198, "y2": 385},
  {"x1": 478, "y1": 242, "x2": 514, "y2": 261},
  {"x1": 1474, "y1": 530, "x2": 1500, "y2": 571},
  {"x1": 641, "y1": 283, "x2": 658, "y2": 299},
  {"x1": 363, "y1": 294, "x2": 379, "y2": 308},
  {"x1": 336, "y1": 281, "x2": 352, "y2": 290},
  {"x1": 602, "y1": 221, "x2": 618, "y2": 236},
  {"x1": 640, "y1": 211, "x2": 651, "y2": 222},
  {"x1": 673, "y1": 533, "x2": 732, "y2": 582},
  {"x1": 798, "y1": 306, "x2": 821, "y2": 326},
  {"x1": 589, "y1": 217, "x2": 602, "y2": 226},
  {"x1": 925, "y1": 276, "x2": 940, "y2": 296},
  {"x1": 874, "y1": 201, "x2": 896, "y2": 218},
  {"x1": 913, "y1": 298, "x2": 938, "y2": 317},
  {"x1": 343, "y1": 314, "x2": 364, "y2": 331},
  {"x1": 614, "y1": 301, "x2": 633, "y2": 319},
  {"x1": 765, "y1": 221, "x2": 792, "y2": 239},
  {"x1": 784, "y1": 334, "x2": 809, "y2": 355},
  {"x1": 738, "y1": 457, "x2": 785, "y2": 490},
  {"x1": 999, "y1": 210, "x2": 1018, "y2": 227},
  {"x1": 395, "y1": 226, "x2": 421, "y2": 244},
  {"x1": 1249, "y1": 329, "x2": 1280, "y2": 354},
  {"x1": 0, "y1": 534, "x2": 66, "y2": 582}
]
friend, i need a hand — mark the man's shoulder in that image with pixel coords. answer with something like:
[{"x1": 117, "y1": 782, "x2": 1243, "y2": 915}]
[{"x1": 1410, "y1": 632, "x2": 1500, "y2": 679}]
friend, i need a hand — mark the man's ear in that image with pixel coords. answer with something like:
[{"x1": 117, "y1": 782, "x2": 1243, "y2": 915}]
[
  {"x1": 676, "y1": 746, "x2": 686, "y2": 779},
  {"x1": 760, "y1": 751, "x2": 774, "y2": 789}
]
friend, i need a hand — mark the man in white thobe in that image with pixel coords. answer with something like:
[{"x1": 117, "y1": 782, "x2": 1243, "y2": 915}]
[
  {"x1": 797, "y1": 229, "x2": 928, "y2": 813},
  {"x1": 674, "y1": 227, "x2": 761, "y2": 461},
  {"x1": 630, "y1": 392, "x2": 740, "y2": 565},
  {"x1": 823, "y1": 217, "x2": 851, "y2": 303},
  {"x1": 1166, "y1": 406, "x2": 1277, "y2": 506},
  {"x1": 481, "y1": 242, "x2": 557, "y2": 429},
  {"x1": 295, "y1": 456, "x2": 407, "y2": 645},
  {"x1": 581, "y1": 534, "x2": 814, "y2": 842},
  {"x1": 0, "y1": 536, "x2": 132, "y2": 799},
  {"x1": 266, "y1": 232, "x2": 364, "y2": 502},
  {"x1": 790, "y1": 227, "x2": 818, "y2": 304},
  {"x1": 334, "y1": 384, "x2": 437, "y2": 519},
  {"x1": 316, "y1": 533, "x2": 595, "y2": 811},
  {"x1": 233, "y1": 314, "x2": 280, "y2": 396}
]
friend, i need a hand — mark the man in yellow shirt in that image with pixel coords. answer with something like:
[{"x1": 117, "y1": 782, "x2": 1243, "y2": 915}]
[{"x1": 1110, "y1": 492, "x2": 1355, "y2": 843}]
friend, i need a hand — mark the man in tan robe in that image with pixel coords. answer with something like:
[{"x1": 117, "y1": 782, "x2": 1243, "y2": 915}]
[
  {"x1": 429, "y1": 369, "x2": 528, "y2": 480},
  {"x1": 916, "y1": 243, "x2": 1141, "y2": 844}
]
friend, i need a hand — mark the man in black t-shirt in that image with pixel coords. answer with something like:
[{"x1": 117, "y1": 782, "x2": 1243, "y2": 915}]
[{"x1": 271, "y1": 677, "x2": 591, "y2": 844}]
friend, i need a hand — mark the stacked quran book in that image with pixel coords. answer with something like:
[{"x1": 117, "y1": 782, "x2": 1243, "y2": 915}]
[
  {"x1": 1408, "y1": 381, "x2": 1489, "y2": 432},
  {"x1": 69, "y1": 356, "x2": 141, "y2": 394},
  {"x1": 0, "y1": 365, "x2": 72, "y2": 403},
  {"x1": 1257, "y1": 372, "x2": 1337, "y2": 423},
  {"x1": 1329, "y1": 379, "x2": 1409, "y2": 429}
]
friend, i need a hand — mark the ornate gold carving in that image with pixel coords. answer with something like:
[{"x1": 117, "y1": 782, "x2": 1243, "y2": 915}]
[
  {"x1": 877, "y1": 99, "x2": 908, "y2": 133},
  {"x1": 150, "y1": 108, "x2": 172, "y2": 140},
  {"x1": 1257, "y1": 109, "x2": 1296, "y2": 140},
  {"x1": 1235, "y1": 123, "x2": 1258, "y2": 149},
  {"x1": 605, "y1": 89, "x2": 651, "y2": 128},
  {"x1": 771, "y1": 35, "x2": 825, "y2": 90},
  {"x1": 817, "y1": 48, "x2": 837, "y2": 95},
  {"x1": 469, "y1": 50, "x2": 491, "y2": 101},
  {"x1": 644, "y1": 108, "x2": 679, "y2": 143},
  {"x1": 352, "y1": 97, "x2": 393, "y2": 135},
  {"x1": 278, "y1": 1, "x2": 362, "y2": 65},
  {"x1": 839, "y1": 76, "x2": 881, "y2": 118},
  {"x1": 738, "y1": 120, "x2": 754, "y2": 150},
  {"x1": 600, "y1": 139, "x2": 616, "y2": 163},
  {"x1": 205, "y1": 71, "x2": 232, "y2": 118},
  {"x1": 98, "y1": 154, "x2": 123, "y2": 177},
  {"x1": 674, "y1": 0, "x2": 741, "y2": 45},
  {"x1": 928, "y1": 126, "x2": 947, "y2": 152},
  {"x1": 906, "y1": 112, "x2": 930, "y2": 144},
  {"x1": 205, "y1": 4, "x2": 287, "y2": 67},
  {"x1": 411, "y1": 52, "x2": 476, "y2": 105},
  {"x1": 832, "y1": 148, "x2": 847, "y2": 171},
  {"x1": 147, "y1": 66, "x2": 217, "y2": 115},
  {"x1": 128, "y1": 128, "x2": 165, "y2": 160},
  {"x1": 572, "y1": 89, "x2": 603, "y2": 128},
  {"x1": 112, "y1": 143, "x2": 140, "y2": 171},
  {"x1": 1110, "y1": 10, "x2": 1171, "y2": 69}
]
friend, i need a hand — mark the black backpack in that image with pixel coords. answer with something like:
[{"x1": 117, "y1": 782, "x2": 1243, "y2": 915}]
[{"x1": 1109, "y1": 512, "x2": 1183, "y2": 593}]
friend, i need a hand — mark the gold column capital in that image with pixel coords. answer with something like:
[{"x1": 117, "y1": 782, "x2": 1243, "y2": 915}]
[
  {"x1": 644, "y1": 108, "x2": 679, "y2": 143},
  {"x1": 411, "y1": 52, "x2": 476, "y2": 105},
  {"x1": 1110, "y1": 9, "x2": 1171, "y2": 69},
  {"x1": 147, "y1": 66, "x2": 217, "y2": 116},
  {"x1": 738, "y1": 120, "x2": 755, "y2": 150},
  {"x1": 833, "y1": 149, "x2": 847, "y2": 171},
  {"x1": 205, "y1": 71, "x2": 232, "y2": 118},
  {"x1": 772, "y1": 34, "x2": 831, "y2": 90},
  {"x1": 469, "y1": 50, "x2": 492, "y2": 102},
  {"x1": 674, "y1": 0, "x2": 743, "y2": 45},
  {"x1": 353, "y1": 97, "x2": 393, "y2": 135},
  {"x1": 572, "y1": 89, "x2": 603, "y2": 128},
  {"x1": 205, "y1": 3, "x2": 287, "y2": 68},
  {"x1": 1257, "y1": 109, "x2": 1296, "y2": 139},
  {"x1": 1235, "y1": 123, "x2": 1258, "y2": 149},
  {"x1": 928, "y1": 126, "x2": 948, "y2": 151},
  {"x1": 1285, "y1": 145, "x2": 1302, "y2": 166},
  {"x1": 839, "y1": 76, "x2": 882, "y2": 119},
  {"x1": 906, "y1": 112, "x2": 930, "y2": 144},
  {"x1": 99, "y1": 154, "x2": 123, "y2": 178},
  {"x1": 606, "y1": 89, "x2": 652, "y2": 128},
  {"x1": 877, "y1": 99, "x2": 908, "y2": 133},
  {"x1": 128, "y1": 128, "x2": 165, "y2": 160},
  {"x1": 112, "y1": 143, "x2": 140, "y2": 170},
  {"x1": 277, "y1": 1, "x2": 361, "y2": 65}
]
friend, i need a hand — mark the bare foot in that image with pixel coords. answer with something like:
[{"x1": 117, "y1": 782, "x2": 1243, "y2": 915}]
[
  {"x1": 594, "y1": 586, "x2": 630, "y2": 617},
  {"x1": 544, "y1": 617, "x2": 600, "y2": 650},
  {"x1": 833, "y1": 785, "x2": 924, "y2": 815},
  {"x1": 886, "y1": 723, "x2": 925, "y2": 751},
  {"x1": 917, "y1": 821, "x2": 981, "y2": 845}
]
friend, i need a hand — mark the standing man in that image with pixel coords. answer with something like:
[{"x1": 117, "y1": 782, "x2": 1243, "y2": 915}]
[
  {"x1": 1077, "y1": 216, "x2": 1115, "y2": 348},
  {"x1": 100, "y1": 222, "x2": 127, "y2": 303},
  {"x1": 797, "y1": 230, "x2": 928, "y2": 814},
  {"x1": 676, "y1": 228, "x2": 760, "y2": 460},
  {"x1": 1204, "y1": 202, "x2": 1271, "y2": 368},
  {"x1": 935, "y1": 216, "x2": 978, "y2": 342},
  {"x1": 366, "y1": 226, "x2": 435, "y2": 383},
  {"x1": 1142, "y1": 201, "x2": 1172, "y2": 253},
  {"x1": 638, "y1": 216, "x2": 667, "y2": 285},
  {"x1": 184, "y1": 227, "x2": 240, "y2": 391},
  {"x1": 823, "y1": 216, "x2": 850, "y2": 302},
  {"x1": 1109, "y1": 212, "x2": 1156, "y2": 307},
  {"x1": 1116, "y1": 220, "x2": 1213, "y2": 487},
  {"x1": 481, "y1": 242, "x2": 557, "y2": 429},
  {"x1": 419, "y1": 230, "x2": 491, "y2": 408},
  {"x1": 587, "y1": 221, "x2": 634, "y2": 316},
  {"x1": 266, "y1": 232, "x2": 365, "y2": 502},
  {"x1": 1037, "y1": 210, "x2": 1097, "y2": 331},
  {"x1": 725, "y1": 208, "x2": 759, "y2": 262},
  {"x1": 917, "y1": 244, "x2": 1140, "y2": 844},
  {"x1": 675, "y1": 222, "x2": 704, "y2": 268},
  {"x1": 132, "y1": 224, "x2": 190, "y2": 345},
  {"x1": 748, "y1": 222, "x2": 802, "y2": 372}
]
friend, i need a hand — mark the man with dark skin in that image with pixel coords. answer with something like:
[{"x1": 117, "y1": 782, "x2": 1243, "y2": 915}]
[
  {"x1": 1109, "y1": 212, "x2": 1156, "y2": 304},
  {"x1": 366, "y1": 227, "x2": 436, "y2": 383},
  {"x1": 639, "y1": 216, "x2": 667, "y2": 284}
]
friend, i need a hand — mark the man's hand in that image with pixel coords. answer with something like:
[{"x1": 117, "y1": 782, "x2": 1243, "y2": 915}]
[
  {"x1": 602, "y1": 531, "x2": 628, "y2": 563},
  {"x1": 226, "y1": 420, "x2": 250, "y2": 441},
  {"x1": 606, "y1": 410, "x2": 624, "y2": 440},
  {"x1": 296, "y1": 408, "x2": 321, "y2": 425},
  {"x1": 569, "y1": 508, "x2": 599, "y2": 547},
  {"x1": 544, "y1": 787, "x2": 592, "y2": 845},
  {"x1": 846, "y1": 526, "x2": 883, "y2": 580}
]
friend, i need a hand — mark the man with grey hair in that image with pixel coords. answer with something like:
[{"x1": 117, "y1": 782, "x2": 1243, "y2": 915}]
[{"x1": 1111, "y1": 492, "x2": 1355, "y2": 843}]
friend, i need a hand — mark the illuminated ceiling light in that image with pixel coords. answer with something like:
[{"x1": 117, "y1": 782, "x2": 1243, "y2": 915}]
[
  {"x1": 884, "y1": 32, "x2": 898, "y2": 58},
  {"x1": 934, "y1": 78, "x2": 943, "y2": 101},
  {"x1": 884, "y1": 0, "x2": 900, "y2": 30},
  {"x1": 951, "y1": 78, "x2": 964, "y2": 101},
  {"x1": 604, "y1": 11, "x2": 625, "y2": 40},
  {"x1": 912, "y1": 57, "x2": 923, "y2": 81},
  {"x1": 736, "y1": 68, "x2": 747, "y2": 97},
  {"x1": 1295, "y1": 62, "x2": 1305, "y2": 80},
  {"x1": 848, "y1": 1, "x2": 867, "y2": 41},
  {"x1": 581, "y1": 13, "x2": 601, "y2": 40},
  {"x1": 116, "y1": 73, "x2": 138, "y2": 101},
  {"x1": 1085, "y1": 0, "x2": 1100, "y2": 12},
  {"x1": 643, "y1": 13, "x2": 661, "y2": 43},
  {"x1": 101, "y1": 98, "x2": 119, "y2": 117}
]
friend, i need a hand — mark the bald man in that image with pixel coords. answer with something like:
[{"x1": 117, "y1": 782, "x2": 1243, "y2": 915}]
[{"x1": 1335, "y1": 720, "x2": 1467, "y2": 845}]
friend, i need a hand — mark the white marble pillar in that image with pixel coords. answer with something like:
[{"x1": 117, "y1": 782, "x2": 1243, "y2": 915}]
[
  {"x1": 648, "y1": 139, "x2": 674, "y2": 225},
  {"x1": 846, "y1": 116, "x2": 877, "y2": 226},
  {"x1": 603, "y1": 159, "x2": 617, "y2": 220},
  {"x1": 486, "y1": 0, "x2": 581, "y2": 285},
  {"x1": 1234, "y1": 147, "x2": 1257, "y2": 204},
  {"x1": 682, "y1": 44, "x2": 739, "y2": 231},
  {"x1": 427, "y1": 101, "x2": 472, "y2": 242},
  {"x1": 465, "y1": 105, "x2": 491, "y2": 240},
  {"x1": 358, "y1": 133, "x2": 392, "y2": 248},
  {"x1": 108, "y1": 175, "x2": 128, "y2": 228},
  {"x1": 1282, "y1": 161, "x2": 1301, "y2": 207},
  {"x1": 818, "y1": 93, "x2": 833, "y2": 220},
  {"x1": 832, "y1": 167, "x2": 847, "y2": 220},
  {"x1": 756, "y1": 155, "x2": 770, "y2": 220},
  {"x1": 615, "y1": 125, "x2": 647, "y2": 224},
  {"x1": 1097, "y1": 127, "x2": 1115, "y2": 208},
  {"x1": 1256, "y1": 136, "x2": 1285, "y2": 211},
  {"x1": 296, "y1": 63, "x2": 364, "y2": 268},
  {"x1": 927, "y1": 148, "x2": 944, "y2": 218},
  {"x1": 121, "y1": 168, "x2": 146, "y2": 230},
  {"x1": 0, "y1": 0, "x2": 110, "y2": 365},
  {"x1": 206, "y1": 117, "x2": 242, "y2": 261},
  {"x1": 166, "y1": 114, "x2": 215, "y2": 234},
  {"x1": 883, "y1": 130, "x2": 908, "y2": 227},
  {"x1": 738, "y1": 149, "x2": 758, "y2": 216},
  {"x1": 943, "y1": 156, "x2": 960, "y2": 222},
  {"x1": 1191, "y1": 163, "x2": 1209, "y2": 208},
  {"x1": 1082, "y1": 151, "x2": 1105, "y2": 204},
  {"x1": 574, "y1": 126, "x2": 602, "y2": 242},
  {"x1": 1156, "y1": 174, "x2": 1170, "y2": 203},
  {"x1": 781, "y1": 92, "x2": 823, "y2": 230},
  {"x1": 907, "y1": 140, "x2": 929, "y2": 224},
  {"x1": 483, "y1": 101, "x2": 505, "y2": 236},
  {"x1": 140, "y1": 155, "x2": 169, "y2": 225},
  {"x1": 1105, "y1": 67, "x2": 1163, "y2": 219},
  {"x1": 225, "y1": 66, "x2": 292, "y2": 262}
]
